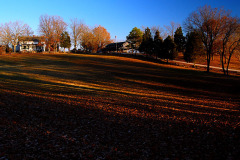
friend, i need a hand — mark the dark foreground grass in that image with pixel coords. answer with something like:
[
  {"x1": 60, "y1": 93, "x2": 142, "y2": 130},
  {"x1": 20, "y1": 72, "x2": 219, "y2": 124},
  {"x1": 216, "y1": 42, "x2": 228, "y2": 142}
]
[{"x1": 0, "y1": 53, "x2": 239, "y2": 159}]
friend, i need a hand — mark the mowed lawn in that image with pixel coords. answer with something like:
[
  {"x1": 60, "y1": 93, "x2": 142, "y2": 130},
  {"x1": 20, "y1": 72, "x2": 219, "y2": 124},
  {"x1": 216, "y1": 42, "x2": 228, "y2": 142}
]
[{"x1": 0, "y1": 53, "x2": 239, "y2": 159}]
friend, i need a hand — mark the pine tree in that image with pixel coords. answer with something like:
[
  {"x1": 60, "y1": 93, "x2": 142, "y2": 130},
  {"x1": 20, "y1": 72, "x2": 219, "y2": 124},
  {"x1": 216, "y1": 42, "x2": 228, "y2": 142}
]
[
  {"x1": 60, "y1": 31, "x2": 71, "y2": 52},
  {"x1": 184, "y1": 31, "x2": 204, "y2": 63},
  {"x1": 174, "y1": 27, "x2": 186, "y2": 52},
  {"x1": 153, "y1": 30, "x2": 163, "y2": 59},
  {"x1": 139, "y1": 27, "x2": 154, "y2": 56},
  {"x1": 163, "y1": 36, "x2": 177, "y2": 62}
]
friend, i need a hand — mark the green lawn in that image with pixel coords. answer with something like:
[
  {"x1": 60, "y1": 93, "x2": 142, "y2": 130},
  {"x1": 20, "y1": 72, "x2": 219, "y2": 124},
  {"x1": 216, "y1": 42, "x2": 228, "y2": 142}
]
[{"x1": 0, "y1": 53, "x2": 239, "y2": 159}]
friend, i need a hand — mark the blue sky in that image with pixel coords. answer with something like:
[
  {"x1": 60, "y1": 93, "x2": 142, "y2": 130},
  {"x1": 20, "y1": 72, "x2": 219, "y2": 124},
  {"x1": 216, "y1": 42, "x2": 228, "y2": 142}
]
[{"x1": 0, "y1": 0, "x2": 239, "y2": 41}]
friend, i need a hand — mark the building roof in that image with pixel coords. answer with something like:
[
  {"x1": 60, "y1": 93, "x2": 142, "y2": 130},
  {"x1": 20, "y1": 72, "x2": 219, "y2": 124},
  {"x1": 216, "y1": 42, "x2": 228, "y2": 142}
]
[
  {"x1": 105, "y1": 42, "x2": 127, "y2": 48},
  {"x1": 103, "y1": 41, "x2": 129, "y2": 51},
  {"x1": 18, "y1": 36, "x2": 44, "y2": 42}
]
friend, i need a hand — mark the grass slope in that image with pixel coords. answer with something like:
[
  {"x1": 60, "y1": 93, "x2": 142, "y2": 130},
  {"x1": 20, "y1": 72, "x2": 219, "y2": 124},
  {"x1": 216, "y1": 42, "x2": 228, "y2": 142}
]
[{"x1": 0, "y1": 53, "x2": 239, "y2": 159}]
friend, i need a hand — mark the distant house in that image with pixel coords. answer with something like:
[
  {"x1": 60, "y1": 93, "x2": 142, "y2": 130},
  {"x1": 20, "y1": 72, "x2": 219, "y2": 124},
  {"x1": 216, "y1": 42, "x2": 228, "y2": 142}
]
[
  {"x1": 103, "y1": 41, "x2": 129, "y2": 52},
  {"x1": 16, "y1": 36, "x2": 46, "y2": 52}
]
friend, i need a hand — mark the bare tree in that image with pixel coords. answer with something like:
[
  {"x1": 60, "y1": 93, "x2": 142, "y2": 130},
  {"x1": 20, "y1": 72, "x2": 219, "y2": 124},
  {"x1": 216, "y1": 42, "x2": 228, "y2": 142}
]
[
  {"x1": 150, "y1": 26, "x2": 167, "y2": 39},
  {"x1": 24, "y1": 24, "x2": 34, "y2": 37},
  {"x1": 52, "y1": 16, "x2": 67, "y2": 52},
  {"x1": 70, "y1": 18, "x2": 84, "y2": 51},
  {"x1": 216, "y1": 16, "x2": 240, "y2": 75},
  {"x1": 78, "y1": 23, "x2": 89, "y2": 50},
  {"x1": 0, "y1": 22, "x2": 12, "y2": 46},
  {"x1": 39, "y1": 14, "x2": 67, "y2": 52},
  {"x1": 39, "y1": 15, "x2": 53, "y2": 52},
  {"x1": 0, "y1": 21, "x2": 33, "y2": 52},
  {"x1": 81, "y1": 28, "x2": 94, "y2": 52},
  {"x1": 11, "y1": 21, "x2": 33, "y2": 52},
  {"x1": 164, "y1": 21, "x2": 180, "y2": 39},
  {"x1": 184, "y1": 5, "x2": 230, "y2": 72},
  {"x1": 11, "y1": 21, "x2": 23, "y2": 52}
]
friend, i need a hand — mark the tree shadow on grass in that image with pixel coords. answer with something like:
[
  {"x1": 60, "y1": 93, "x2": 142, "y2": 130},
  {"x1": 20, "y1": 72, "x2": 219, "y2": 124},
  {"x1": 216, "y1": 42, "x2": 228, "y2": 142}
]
[
  {"x1": 0, "y1": 53, "x2": 239, "y2": 104},
  {"x1": 0, "y1": 53, "x2": 239, "y2": 159},
  {"x1": 0, "y1": 88, "x2": 239, "y2": 160},
  {"x1": 0, "y1": 66, "x2": 238, "y2": 128}
]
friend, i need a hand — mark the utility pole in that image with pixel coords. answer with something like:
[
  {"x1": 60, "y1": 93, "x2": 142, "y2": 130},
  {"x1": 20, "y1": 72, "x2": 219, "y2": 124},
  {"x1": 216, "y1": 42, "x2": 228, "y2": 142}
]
[{"x1": 115, "y1": 36, "x2": 117, "y2": 53}]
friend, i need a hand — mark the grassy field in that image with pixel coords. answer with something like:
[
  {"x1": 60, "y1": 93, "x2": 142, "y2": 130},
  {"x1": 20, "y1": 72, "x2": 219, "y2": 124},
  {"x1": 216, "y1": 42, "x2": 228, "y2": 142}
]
[{"x1": 0, "y1": 53, "x2": 239, "y2": 159}]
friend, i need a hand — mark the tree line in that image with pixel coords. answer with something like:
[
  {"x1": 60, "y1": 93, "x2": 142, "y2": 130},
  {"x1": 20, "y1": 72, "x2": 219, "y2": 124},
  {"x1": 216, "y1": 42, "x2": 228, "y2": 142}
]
[
  {"x1": 126, "y1": 25, "x2": 202, "y2": 63},
  {"x1": 0, "y1": 5, "x2": 239, "y2": 75},
  {"x1": 69, "y1": 18, "x2": 112, "y2": 53},
  {"x1": 126, "y1": 5, "x2": 240, "y2": 75},
  {"x1": 0, "y1": 15, "x2": 112, "y2": 53}
]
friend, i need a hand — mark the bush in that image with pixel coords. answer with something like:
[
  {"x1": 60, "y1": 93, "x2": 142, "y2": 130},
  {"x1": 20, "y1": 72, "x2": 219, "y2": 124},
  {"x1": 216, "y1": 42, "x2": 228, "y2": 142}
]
[
  {"x1": 0, "y1": 46, "x2": 6, "y2": 54},
  {"x1": 6, "y1": 46, "x2": 13, "y2": 53}
]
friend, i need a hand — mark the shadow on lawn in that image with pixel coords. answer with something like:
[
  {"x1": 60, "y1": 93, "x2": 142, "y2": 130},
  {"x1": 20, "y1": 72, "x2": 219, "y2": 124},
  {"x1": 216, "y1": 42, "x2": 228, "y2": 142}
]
[
  {"x1": 0, "y1": 60, "x2": 239, "y2": 102},
  {"x1": 0, "y1": 54, "x2": 239, "y2": 122},
  {"x1": 0, "y1": 53, "x2": 240, "y2": 159},
  {"x1": 0, "y1": 87, "x2": 239, "y2": 160},
  {"x1": 0, "y1": 53, "x2": 239, "y2": 103}
]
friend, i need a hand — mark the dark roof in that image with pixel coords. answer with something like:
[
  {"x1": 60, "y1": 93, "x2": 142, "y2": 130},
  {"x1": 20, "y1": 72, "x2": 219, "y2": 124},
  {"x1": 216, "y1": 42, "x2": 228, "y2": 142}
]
[
  {"x1": 106, "y1": 42, "x2": 126, "y2": 48},
  {"x1": 18, "y1": 36, "x2": 44, "y2": 42},
  {"x1": 103, "y1": 41, "x2": 129, "y2": 51}
]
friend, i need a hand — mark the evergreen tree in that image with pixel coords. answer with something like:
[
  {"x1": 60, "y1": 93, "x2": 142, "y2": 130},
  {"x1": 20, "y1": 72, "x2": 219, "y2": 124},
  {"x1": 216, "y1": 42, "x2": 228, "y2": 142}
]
[
  {"x1": 153, "y1": 30, "x2": 163, "y2": 59},
  {"x1": 163, "y1": 36, "x2": 177, "y2": 62},
  {"x1": 126, "y1": 27, "x2": 143, "y2": 51},
  {"x1": 139, "y1": 27, "x2": 154, "y2": 56},
  {"x1": 60, "y1": 31, "x2": 71, "y2": 52},
  {"x1": 174, "y1": 27, "x2": 186, "y2": 52},
  {"x1": 184, "y1": 31, "x2": 204, "y2": 63}
]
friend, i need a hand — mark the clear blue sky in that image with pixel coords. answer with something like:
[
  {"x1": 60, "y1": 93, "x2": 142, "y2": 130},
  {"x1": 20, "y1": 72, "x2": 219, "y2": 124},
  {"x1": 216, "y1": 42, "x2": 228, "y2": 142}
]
[{"x1": 0, "y1": 0, "x2": 239, "y2": 41}]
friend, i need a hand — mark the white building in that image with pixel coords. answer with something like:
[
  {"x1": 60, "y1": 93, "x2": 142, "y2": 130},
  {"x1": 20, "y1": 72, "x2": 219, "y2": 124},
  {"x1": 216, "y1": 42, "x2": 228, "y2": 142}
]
[{"x1": 16, "y1": 36, "x2": 46, "y2": 52}]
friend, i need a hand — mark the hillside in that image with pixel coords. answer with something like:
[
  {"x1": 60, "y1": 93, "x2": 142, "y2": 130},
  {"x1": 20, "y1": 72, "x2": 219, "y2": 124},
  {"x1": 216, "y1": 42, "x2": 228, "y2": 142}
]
[
  {"x1": 174, "y1": 52, "x2": 240, "y2": 73},
  {"x1": 0, "y1": 53, "x2": 239, "y2": 159}
]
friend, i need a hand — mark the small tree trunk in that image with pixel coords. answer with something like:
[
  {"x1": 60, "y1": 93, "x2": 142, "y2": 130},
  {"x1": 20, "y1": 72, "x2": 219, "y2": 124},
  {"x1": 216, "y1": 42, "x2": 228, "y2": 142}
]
[
  {"x1": 207, "y1": 59, "x2": 210, "y2": 72},
  {"x1": 206, "y1": 51, "x2": 211, "y2": 73},
  {"x1": 74, "y1": 40, "x2": 77, "y2": 53},
  {"x1": 48, "y1": 44, "x2": 50, "y2": 52},
  {"x1": 226, "y1": 53, "x2": 233, "y2": 76},
  {"x1": 221, "y1": 52, "x2": 226, "y2": 75},
  {"x1": 14, "y1": 45, "x2": 16, "y2": 53}
]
